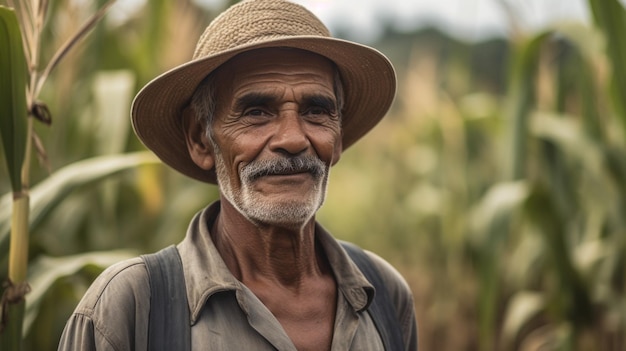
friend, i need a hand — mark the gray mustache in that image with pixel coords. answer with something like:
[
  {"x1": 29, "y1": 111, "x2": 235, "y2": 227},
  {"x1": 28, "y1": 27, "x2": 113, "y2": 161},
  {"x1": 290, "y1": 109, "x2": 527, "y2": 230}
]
[{"x1": 242, "y1": 156, "x2": 326, "y2": 182}]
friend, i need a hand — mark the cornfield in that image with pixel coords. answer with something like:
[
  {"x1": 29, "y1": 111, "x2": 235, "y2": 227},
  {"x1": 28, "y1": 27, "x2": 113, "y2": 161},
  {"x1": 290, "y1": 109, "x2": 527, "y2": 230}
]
[{"x1": 1, "y1": 0, "x2": 625, "y2": 350}]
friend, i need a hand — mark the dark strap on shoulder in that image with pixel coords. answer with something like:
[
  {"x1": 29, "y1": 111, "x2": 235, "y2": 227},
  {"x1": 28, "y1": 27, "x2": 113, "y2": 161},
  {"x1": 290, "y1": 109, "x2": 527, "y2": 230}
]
[
  {"x1": 141, "y1": 242, "x2": 404, "y2": 351},
  {"x1": 341, "y1": 241, "x2": 405, "y2": 351},
  {"x1": 141, "y1": 245, "x2": 191, "y2": 351}
]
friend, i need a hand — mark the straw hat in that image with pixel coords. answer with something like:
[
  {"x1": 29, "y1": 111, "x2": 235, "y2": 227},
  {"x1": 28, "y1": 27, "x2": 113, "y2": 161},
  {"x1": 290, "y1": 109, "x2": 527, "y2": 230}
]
[{"x1": 131, "y1": 0, "x2": 396, "y2": 183}]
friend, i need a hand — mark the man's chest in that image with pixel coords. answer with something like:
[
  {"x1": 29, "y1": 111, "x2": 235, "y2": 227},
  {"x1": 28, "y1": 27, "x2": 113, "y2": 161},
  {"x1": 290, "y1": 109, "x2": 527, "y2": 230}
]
[{"x1": 190, "y1": 289, "x2": 384, "y2": 350}]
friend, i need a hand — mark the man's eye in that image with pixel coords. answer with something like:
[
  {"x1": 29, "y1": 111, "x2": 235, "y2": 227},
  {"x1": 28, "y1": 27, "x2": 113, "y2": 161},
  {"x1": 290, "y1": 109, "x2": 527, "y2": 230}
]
[
  {"x1": 306, "y1": 107, "x2": 329, "y2": 116},
  {"x1": 244, "y1": 108, "x2": 268, "y2": 117}
]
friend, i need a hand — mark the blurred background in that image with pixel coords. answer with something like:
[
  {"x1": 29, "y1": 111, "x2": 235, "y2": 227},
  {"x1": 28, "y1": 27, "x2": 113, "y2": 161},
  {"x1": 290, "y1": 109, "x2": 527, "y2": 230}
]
[{"x1": 1, "y1": 0, "x2": 625, "y2": 349}]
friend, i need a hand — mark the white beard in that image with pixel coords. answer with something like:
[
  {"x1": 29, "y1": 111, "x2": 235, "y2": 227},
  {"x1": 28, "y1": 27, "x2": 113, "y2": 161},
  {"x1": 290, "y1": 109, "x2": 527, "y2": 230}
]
[{"x1": 213, "y1": 150, "x2": 330, "y2": 227}]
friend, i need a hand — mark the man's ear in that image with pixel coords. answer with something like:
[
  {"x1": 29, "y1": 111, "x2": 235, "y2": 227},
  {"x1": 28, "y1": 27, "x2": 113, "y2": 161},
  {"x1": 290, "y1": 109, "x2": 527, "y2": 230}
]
[{"x1": 183, "y1": 108, "x2": 215, "y2": 171}]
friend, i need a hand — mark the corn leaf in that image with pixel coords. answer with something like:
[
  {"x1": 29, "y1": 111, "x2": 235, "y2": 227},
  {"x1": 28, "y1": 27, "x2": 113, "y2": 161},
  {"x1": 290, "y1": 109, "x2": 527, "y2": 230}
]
[
  {"x1": 24, "y1": 249, "x2": 137, "y2": 333},
  {"x1": 505, "y1": 31, "x2": 551, "y2": 180},
  {"x1": 502, "y1": 291, "x2": 546, "y2": 347},
  {"x1": 469, "y1": 180, "x2": 530, "y2": 350},
  {"x1": 0, "y1": 152, "x2": 159, "y2": 269},
  {"x1": 588, "y1": 0, "x2": 626, "y2": 132},
  {"x1": 0, "y1": 6, "x2": 27, "y2": 193}
]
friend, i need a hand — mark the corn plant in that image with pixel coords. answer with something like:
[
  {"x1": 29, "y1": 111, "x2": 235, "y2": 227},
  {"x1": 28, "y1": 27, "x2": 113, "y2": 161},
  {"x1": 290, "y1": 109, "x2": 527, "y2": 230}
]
[
  {"x1": 0, "y1": 1, "x2": 163, "y2": 349},
  {"x1": 0, "y1": 6, "x2": 29, "y2": 350},
  {"x1": 322, "y1": 0, "x2": 626, "y2": 349}
]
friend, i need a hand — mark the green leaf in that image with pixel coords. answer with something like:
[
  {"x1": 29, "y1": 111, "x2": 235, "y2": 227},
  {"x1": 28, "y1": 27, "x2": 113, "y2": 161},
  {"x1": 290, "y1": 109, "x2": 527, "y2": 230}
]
[
  {"x1": 530, "y1": 112, "x2": 604, "y2": 176},
  {"x1": 524, "y1": 186, "x2": 594, "y2": 328},
  {"x1": 468, "y1": 180, "x2": 530, "y2": 351},
  {"x1": 469, "y1": 180, "x2": 530, "y2": 248},
  {"x1": 0, "y1": 152, "x2": 160, "y2": 267},
  {"x1": 24, "y1": 249, "x2": 137, "y2": 333},
  {"x1": 502, "y1": 291, "x2": 546, "y2": 347},
  {"x1": 504, "y1": 31, "x2": 552, "y2": 180},
  {"x1": 0, "y1": 6, "x2": 28, "y2": 193},
  {"x1": 589, "y1": 0, "x2": 626, "y2": 133}
]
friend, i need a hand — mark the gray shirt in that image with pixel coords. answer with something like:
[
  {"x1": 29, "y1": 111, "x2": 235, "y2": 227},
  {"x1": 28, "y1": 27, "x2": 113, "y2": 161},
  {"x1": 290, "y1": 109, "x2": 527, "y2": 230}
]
[{"x1": 58, "y1": 202, "x2": 418, "y2": 350}]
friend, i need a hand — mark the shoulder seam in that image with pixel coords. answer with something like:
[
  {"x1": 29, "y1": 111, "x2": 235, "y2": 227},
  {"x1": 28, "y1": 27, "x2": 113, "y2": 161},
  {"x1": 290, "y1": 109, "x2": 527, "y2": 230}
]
[
  {"x1": 76, "y1": 260, "x2": 146, "y2": 315},
  {"x1": 93, "y1": 261, "x2": 146, "y2": 306}
]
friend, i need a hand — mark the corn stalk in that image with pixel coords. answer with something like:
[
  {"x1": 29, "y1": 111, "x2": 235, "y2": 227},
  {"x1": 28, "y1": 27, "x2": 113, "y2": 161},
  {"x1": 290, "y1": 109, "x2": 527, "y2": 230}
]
[
  {"x1": 0, "y1": 7, "x2": 29, "y2": 350},
  {"x1": 0, "y1": 1, "x2": 116, "y2": 349}
]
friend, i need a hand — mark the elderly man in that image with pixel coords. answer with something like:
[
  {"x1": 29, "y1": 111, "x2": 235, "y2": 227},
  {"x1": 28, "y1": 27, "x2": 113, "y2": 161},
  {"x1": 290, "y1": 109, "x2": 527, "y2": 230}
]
[{"x1": 58, "y1": 0, "x2": 417, "y2": 350}]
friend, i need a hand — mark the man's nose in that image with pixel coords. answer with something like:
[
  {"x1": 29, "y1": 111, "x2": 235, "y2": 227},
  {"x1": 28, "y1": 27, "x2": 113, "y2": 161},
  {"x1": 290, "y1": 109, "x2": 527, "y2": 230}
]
[{"x1": 268, "y1": 110, "x2": 310, "y2": 155}]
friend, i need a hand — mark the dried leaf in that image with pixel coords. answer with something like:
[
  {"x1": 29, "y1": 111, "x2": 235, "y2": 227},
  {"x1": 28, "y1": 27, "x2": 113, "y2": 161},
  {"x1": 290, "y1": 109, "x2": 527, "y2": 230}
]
[
  {"x1": 35, "y1": 0, "x2": 117, "y2": 97},
  {"x1": 31, "y1": 131, "x2": 50, "y2": 174}
]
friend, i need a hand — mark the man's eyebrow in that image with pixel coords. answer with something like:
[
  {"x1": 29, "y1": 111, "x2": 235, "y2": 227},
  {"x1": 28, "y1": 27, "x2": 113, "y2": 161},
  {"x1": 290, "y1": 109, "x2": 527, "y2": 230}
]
[
  {"x1": 301, "y1": 94, "x2": 337, "y2": 111},
  {"x1": 234, "y1": 92, "x2": 276, "y2": 111}
]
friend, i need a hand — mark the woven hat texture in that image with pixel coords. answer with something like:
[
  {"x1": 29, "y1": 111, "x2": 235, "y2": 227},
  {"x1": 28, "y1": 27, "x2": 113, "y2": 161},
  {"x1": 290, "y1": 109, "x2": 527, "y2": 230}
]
[{"x1": 131, "y1": 0, "x2": 396, "y2": 183}]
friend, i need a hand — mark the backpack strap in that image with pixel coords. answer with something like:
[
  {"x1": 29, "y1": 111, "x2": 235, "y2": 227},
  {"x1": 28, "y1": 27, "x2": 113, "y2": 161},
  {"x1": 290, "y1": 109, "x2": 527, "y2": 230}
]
[
  {"x1": 341, "y1": 241, "x2": 406, "y2": 351},
  {"x1": 141, "y1": 243, "x2": 405, "y2": 351},
  {"x1": 141, "y1": 245, "x2": 191, "y2": 351}
]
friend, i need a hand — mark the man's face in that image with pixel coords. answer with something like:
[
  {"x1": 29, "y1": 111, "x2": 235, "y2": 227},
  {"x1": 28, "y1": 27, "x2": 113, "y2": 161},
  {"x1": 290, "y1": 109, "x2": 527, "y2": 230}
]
[{"x1": 209, "y1": 48, "x2": 342, "y2": 227}]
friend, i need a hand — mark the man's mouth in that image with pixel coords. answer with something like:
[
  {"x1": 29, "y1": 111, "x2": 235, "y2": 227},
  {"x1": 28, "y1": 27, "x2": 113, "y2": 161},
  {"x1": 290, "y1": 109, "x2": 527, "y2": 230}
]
[{"x1": 242, "y1": 156, "x2": 325, "y2": 183}]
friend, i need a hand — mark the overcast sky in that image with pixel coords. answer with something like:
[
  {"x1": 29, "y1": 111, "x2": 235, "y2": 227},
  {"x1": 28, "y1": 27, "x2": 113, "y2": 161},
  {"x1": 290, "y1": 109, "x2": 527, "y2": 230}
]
[
  {"x1": 116, "y1": 0, "x2": 624, "y2": 43},
  {"x1": 292, "y1": 0, "x2": 593, "y2": 42}
]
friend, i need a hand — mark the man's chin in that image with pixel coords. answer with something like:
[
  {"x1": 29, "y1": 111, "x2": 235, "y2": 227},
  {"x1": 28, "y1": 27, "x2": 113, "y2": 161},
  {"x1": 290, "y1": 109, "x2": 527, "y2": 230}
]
[{"x1": 241, "y1": 199, "x2": 320, "y2": 226}]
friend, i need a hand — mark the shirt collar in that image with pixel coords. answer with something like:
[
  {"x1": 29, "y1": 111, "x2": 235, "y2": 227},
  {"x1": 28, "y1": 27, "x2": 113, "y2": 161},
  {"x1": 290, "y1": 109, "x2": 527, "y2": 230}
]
[{"x1": 178, "y1": 201, "x2": 374, "y2": 324}]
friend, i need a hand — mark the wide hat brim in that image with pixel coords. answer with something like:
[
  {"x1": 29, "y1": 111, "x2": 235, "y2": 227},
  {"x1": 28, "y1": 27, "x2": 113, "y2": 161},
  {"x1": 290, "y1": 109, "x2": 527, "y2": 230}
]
[{"x1": 131, "y1": 36, "x2": 396, "y2": 184}]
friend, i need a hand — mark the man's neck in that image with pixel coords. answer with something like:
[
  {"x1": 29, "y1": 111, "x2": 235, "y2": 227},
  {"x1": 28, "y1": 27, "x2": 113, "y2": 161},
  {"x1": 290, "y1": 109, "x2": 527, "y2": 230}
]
[{"x1": 211, "y1": 198, "x2": 326, "y2": 289}]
